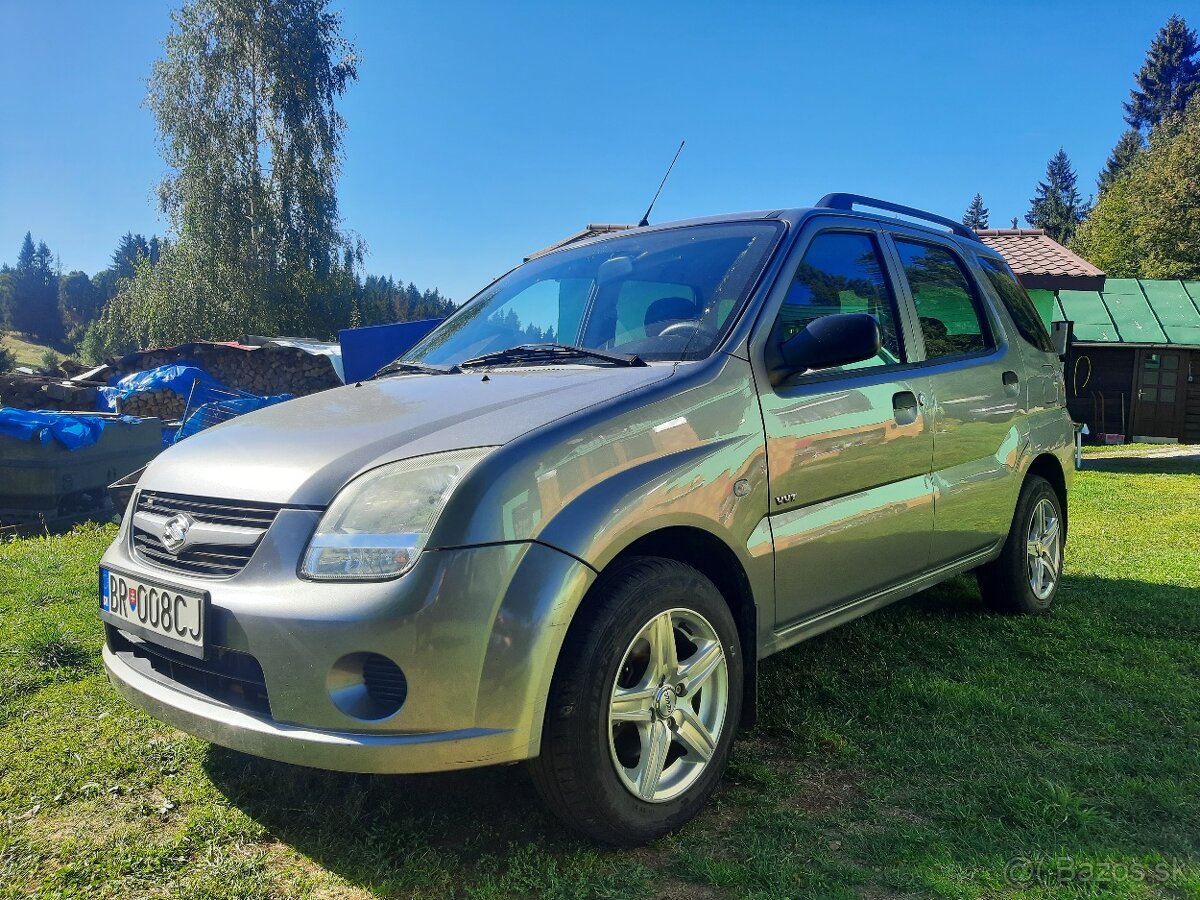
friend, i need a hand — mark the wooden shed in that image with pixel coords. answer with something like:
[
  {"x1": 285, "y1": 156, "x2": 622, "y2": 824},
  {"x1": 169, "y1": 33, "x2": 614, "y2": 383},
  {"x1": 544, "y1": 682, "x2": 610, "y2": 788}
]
[
  {"x1": 1049, "y1": 281, "x2": 1200, "y2": 443},
  {"x1": 976, "y1": 230, "x2": 1200, "y2": 444}
]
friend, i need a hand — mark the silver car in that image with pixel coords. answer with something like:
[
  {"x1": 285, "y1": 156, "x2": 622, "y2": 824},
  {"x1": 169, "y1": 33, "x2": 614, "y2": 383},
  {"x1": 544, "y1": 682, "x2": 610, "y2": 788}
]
[{"x1": 99, "y1": 194, "x2": 1072, "y2": 844}]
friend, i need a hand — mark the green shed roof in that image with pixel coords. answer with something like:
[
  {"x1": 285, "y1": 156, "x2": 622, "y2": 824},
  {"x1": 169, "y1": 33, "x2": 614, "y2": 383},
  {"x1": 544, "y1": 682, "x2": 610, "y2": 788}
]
[{"x1": 1045, "y1": 279, "x2": 1200, "y2": 347}]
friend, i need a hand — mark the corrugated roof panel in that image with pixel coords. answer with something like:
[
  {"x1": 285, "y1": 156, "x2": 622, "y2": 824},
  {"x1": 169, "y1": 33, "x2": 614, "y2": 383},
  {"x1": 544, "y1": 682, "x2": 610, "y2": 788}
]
[
  {"x1": 1163, "y1": 325, "x2": 1200, "y2": 345},
  {"x1": 1103, "y1": 292, "x2": 1168, "y2": 343},
  {"x1": 1184, "y1": 281, "x2": 1200, "y2": 307},
  {"x1": 1059, "y1": 291, "x2": 1115, "y2": 326},
  {"x1": 1027, "y1": 289, "x2": 1057, "y2": 330},
  {"x1": 1139, "y1": 280, "x2": 1200, "y2": 326},
  {"x1": 1054, "y1": 280, "x2": 1200, "y2": 346},
  {"x1": 1071, "y1": 322, "x2": 1121, "y2": 342},
  {"x1": 1102, "y1": 277, "x2": 1142, "y2": 294}
]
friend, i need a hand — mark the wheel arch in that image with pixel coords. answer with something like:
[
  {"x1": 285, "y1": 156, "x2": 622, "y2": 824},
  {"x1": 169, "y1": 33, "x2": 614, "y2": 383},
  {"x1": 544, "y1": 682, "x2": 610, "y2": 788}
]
[
  {"x1": 557, "y1": 525, "x2": 759, "y2": 729},
  {"x1": 1026, "y1": 453, "x2": 1068, "y2": 538}
]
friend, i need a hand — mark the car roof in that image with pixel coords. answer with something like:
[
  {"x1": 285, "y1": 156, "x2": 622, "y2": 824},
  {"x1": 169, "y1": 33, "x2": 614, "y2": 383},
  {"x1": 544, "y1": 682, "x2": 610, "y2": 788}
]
[{"x1": 556, "y1": 205, "x2": 1005, "y2": 264}]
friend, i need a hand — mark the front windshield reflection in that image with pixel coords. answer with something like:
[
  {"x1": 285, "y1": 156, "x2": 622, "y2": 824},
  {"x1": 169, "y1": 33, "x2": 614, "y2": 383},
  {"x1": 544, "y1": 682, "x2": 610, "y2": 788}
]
[{"x1": 401, "y1": 222, "x2": 782, "y2": 368}]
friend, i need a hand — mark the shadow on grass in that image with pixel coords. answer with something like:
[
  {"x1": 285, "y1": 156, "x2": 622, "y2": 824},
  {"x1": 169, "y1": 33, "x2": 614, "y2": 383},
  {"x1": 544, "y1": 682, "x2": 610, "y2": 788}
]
[
  {"x1": 202, "y1": 747, "x2": 567, "y2": 859},
  {"x1": 202, "y1": 571, "x2": 1200, "y2": 895},
  {"x1": 1081, "y1": 452, "x2": 1200, "y2": 475}
]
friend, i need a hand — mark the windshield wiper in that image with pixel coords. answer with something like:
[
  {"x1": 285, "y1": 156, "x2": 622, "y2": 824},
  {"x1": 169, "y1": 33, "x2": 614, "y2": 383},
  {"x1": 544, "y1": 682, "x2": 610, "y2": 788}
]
[
  {"x1": 373, "y1": 360, "x2": 462, "y2": 378},
  {"x1": 458, "y1": 343, "x2": 647, "y2": 370}
]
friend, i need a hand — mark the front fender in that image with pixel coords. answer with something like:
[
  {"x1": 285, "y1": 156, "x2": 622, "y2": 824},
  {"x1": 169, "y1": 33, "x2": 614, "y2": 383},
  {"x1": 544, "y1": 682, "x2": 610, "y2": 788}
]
[{"x1": 534, "y1": 436, "x2": 764, "y2": 572}]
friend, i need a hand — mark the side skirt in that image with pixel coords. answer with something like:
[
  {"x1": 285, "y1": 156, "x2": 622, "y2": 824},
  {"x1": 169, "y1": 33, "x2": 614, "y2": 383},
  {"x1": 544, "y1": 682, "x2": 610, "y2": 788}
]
[{"x1": 762, "y1": 544, "x2": 1000, "y2": 657}]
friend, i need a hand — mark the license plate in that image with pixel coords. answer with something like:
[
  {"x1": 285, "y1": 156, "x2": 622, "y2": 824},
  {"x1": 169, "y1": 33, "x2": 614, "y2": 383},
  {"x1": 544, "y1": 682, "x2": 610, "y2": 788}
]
[{"x1": 99, "y1": 567, "x2": 207, "y2": 658}]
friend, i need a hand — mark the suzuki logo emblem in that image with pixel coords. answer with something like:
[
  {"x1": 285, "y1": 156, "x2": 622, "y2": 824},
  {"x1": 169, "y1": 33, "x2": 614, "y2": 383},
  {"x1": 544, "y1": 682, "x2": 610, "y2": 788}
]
[{"x1": 160, "y1": 513, "x2": 194, "y2": 554}]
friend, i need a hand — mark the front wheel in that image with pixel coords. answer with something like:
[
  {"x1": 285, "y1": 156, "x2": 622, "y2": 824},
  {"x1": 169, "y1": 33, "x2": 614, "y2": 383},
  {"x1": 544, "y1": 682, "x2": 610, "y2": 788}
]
[
  {"x1": 977, "y1": 474, "x2": 1064, "y2": 614},
  {"x1": 528, "y1": 557, "x2": 742, "y2": 845}
]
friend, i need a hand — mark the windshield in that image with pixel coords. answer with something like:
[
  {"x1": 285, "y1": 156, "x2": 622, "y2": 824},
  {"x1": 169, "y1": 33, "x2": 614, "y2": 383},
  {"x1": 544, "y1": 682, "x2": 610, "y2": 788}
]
[{"x1": 399, "y1": 222, "x2": 783, "y2": 368}]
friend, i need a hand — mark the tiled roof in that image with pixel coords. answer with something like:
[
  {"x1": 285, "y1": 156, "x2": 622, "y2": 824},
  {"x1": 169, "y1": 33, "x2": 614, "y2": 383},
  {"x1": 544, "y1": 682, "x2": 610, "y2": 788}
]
[
  {"x1": 976, "y1": 229, "x2": 1105, "y2": 292},
  {"x1": 1044, "y1": 279, "x2": 1200, "y2": 346},
  {"x1": 525, "y1": 224, "x2": 635, "y2": 261}
]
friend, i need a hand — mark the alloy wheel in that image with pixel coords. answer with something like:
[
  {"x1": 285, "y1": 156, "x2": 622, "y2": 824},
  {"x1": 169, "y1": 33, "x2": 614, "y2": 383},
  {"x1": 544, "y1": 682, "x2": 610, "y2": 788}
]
[
  {"x1": 607, "y1": 607, "x2": 729, "y2": 803},
  {"x1": 1026, "y1": 497, "x2": 1061, "y2": 600}
]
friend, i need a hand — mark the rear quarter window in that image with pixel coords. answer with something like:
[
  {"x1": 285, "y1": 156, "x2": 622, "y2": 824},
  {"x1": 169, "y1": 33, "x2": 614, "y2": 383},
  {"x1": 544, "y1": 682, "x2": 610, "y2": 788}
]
[{"x1": 977, "y1": 256, "x2": 1056, "y2": 353}]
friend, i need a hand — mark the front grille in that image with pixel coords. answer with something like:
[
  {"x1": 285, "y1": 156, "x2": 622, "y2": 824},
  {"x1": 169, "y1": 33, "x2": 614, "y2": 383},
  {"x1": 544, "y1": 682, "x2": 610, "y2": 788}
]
[
  {"x1": 107, "y1": 625, "x2": 271, "y2": 718},
  {"x1": 131, "y1": 491, "x2": 282, "y2": 578}
]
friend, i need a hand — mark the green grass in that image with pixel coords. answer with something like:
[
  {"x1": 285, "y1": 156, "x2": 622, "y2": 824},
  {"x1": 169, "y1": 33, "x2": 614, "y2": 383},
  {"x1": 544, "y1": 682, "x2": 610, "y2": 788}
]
[
  {"x1": 1, "y1": 331, "x2": 61, "y2": 369},
  {"x1": 1, "y1": 469, "x2": 1198, "y2": 898},
  {"x1": 1080, "y1": 442, "x2": 1187, "y2": 456}
]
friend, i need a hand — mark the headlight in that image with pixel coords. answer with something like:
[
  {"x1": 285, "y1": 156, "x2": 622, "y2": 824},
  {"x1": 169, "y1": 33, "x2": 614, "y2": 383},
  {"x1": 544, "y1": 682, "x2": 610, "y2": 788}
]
[{"x1": 301, "y1": 447, "x2": 494, "y2": 581}]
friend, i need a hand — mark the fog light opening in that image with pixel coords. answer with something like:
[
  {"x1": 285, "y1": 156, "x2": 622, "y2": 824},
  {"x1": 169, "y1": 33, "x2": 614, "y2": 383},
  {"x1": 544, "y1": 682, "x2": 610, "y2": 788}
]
[{"x1": 326, "y1": 652, "x2": 407, "y2": 721}]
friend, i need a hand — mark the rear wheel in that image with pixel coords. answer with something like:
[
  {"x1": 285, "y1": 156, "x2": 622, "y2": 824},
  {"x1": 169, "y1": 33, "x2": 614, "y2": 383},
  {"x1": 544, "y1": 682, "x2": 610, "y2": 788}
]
[
  {"x1": 528, "y1": 557, "x2": 742, "y2": 845},
  {"x1": 977, "y1": 474, "x2": 1064, "y2": 614}
]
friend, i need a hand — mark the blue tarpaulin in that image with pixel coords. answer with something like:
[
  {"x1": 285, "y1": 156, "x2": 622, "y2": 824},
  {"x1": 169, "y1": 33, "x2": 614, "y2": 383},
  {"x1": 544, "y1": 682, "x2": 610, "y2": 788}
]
[
  {"x1": 0, "y1": 408, "x2": 142, "y2": 451},
  {"x1": 97, "y1": 364, "x2": 226, "y2": 412},
  {"x1": 173, "y1": 394, "x2": 292, "y2": 443}
]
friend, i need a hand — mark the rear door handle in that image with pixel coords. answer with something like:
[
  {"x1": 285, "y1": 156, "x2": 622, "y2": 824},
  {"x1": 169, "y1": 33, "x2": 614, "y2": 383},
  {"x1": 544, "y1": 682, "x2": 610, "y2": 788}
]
[{"x1": 892, "y1": 390, "x2": 918, "y2": 426}]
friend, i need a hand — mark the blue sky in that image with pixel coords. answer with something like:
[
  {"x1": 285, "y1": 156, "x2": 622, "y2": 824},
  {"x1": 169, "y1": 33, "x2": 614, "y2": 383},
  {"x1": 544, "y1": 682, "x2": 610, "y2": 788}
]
[{"x1": 0, "y1": 1, "x2": 1185, "y2": 302}]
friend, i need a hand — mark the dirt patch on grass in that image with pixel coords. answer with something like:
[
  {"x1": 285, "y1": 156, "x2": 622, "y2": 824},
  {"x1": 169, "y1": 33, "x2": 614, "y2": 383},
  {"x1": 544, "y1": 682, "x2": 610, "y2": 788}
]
[
  {"x1": 879, "y1": 805, "x2": 928, "y2": 826},
  {"x1": 787, "y1": 767, "x2": 866, "y2": 816},
  {"x1": 649, "y1": 877, "x2": 727, "y2": 899}
]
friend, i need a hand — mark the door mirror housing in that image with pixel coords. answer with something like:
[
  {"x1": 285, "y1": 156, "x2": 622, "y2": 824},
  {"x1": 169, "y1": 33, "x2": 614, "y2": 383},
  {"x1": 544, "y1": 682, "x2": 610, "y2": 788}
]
[{"x1": 775, "y1": 313, "x2": 881, "y2": 379}]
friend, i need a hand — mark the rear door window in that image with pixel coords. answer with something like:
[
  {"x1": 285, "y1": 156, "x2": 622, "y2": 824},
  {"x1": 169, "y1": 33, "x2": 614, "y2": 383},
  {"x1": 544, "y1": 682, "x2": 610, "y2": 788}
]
[
  {"x1": 977, "y1": 256, "x2": 1055, "y2": 353},
  {"x1": 894, "y1": 239, "x2": 993, "y2": 359}
]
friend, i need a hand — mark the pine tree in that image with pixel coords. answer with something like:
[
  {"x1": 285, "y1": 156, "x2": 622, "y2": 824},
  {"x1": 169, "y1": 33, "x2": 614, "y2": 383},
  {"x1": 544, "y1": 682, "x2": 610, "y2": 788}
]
[
  {"x1": 1074, "y1": 97, "x2": 1200, "y2": 278},
  {"x1": 962, "y1": 193, "x2": 989, "y2": 229},
  {"x1": 111, "y1": 233, "x2": 152, "y2": 281},
  {"x1": 1097, "y1": 130, "x2": 1145, "y2": 194},
  {"x1": 10, "y1": 232, "x2": 63, "y2": 341},
  {"x1": 1124, "y1": 15, "x2": 1200, "y2": 132},
  {"x1": 1026, "y1": 149, "x2": 1090, "y2": 244}
]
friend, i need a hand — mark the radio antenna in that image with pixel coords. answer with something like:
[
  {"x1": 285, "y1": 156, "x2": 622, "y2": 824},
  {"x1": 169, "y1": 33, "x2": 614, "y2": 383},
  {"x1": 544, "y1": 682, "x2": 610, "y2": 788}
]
[{"x1": 638, "y1": 140, "x2": 685, "y2": 227}]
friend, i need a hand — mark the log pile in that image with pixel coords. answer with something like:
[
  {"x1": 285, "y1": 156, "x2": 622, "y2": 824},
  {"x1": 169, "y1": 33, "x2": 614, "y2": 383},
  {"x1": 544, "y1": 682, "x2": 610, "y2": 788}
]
[
  {"x1": 119, "y1": 389, "x2": 186, "y2": 419},
  {"x1": 113, "y1": 342, "x2": 341, "y2": 397},
  {"x1": 2, "y1": 340, "x2": 341, "y2": 417},
  {"x1": 0, "y1": 373, "x2": 99, "y2": 411}
]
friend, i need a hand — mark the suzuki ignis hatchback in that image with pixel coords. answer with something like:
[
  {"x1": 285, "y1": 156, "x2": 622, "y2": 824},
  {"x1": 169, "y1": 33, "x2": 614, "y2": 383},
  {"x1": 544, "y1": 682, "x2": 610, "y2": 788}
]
[{"x1": 99, "y1": 195, "x2": 1072, "y2": 844}]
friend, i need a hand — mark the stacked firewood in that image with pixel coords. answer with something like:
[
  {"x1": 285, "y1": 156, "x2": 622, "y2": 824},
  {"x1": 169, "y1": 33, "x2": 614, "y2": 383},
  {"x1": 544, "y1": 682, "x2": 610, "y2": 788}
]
[
  {"x1": 2, "y1": 342, "x2": 341, "y2": 417},
  {"x1": 118, "y1": 390, "x2": 187, "y2": 419},
  {"x1": 0, "y1": 373, "x2": 100, "y2": 411},
  {"x1": 113, "y1": 343, "x2": 341, "y2": 398}
]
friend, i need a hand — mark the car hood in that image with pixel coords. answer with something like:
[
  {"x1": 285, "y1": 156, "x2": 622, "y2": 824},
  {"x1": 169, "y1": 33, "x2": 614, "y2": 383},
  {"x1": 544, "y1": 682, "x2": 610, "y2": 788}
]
[{"x1": 139, "y1": 366, "x2": 674, "y2": 506}]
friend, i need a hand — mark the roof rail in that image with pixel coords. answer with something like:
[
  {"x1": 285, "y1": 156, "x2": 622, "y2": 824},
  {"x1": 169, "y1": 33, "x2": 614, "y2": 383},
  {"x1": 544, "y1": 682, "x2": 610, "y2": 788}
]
[{"x1": 814, "y1": 193, "x2": 981, "y2": 243}]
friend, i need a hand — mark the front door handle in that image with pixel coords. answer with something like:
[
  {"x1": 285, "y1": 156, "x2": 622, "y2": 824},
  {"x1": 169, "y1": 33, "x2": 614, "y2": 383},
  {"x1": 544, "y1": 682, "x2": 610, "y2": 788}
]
[{"x1": 892, "y1": 390, "x2": 919, "y2": 426}]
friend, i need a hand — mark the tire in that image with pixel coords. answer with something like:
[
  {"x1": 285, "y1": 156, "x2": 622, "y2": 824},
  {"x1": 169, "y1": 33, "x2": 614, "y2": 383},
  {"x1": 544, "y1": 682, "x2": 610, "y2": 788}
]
[
  {"x1": 976, "y1": 475, "x2": 1064, "y2": 614},
  {"x1": 528, "y1": 556, "x2": 743, "y2": 845}
]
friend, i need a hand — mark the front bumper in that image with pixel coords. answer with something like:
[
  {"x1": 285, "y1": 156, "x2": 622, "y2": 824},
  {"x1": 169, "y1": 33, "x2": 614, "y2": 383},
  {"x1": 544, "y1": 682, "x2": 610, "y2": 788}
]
[
  {"x1": 100, "y1": 509, "x2": 596, "y2": 773},
  {"x1": 103, "y1": 643, "x2": 524, "y2": 773}
]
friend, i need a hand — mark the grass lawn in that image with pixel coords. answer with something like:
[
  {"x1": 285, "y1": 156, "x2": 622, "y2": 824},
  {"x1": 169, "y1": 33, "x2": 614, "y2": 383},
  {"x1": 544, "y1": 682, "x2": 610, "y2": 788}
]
[
  {"x1": 2, "y1": 466, "x2": 1198, "y2": 898},
  {"x1": 1, "y1": 332, "x2": 61, "y2": 369},
  {"x1": 1080, "y1": 443, "x2": 1185, "y2": 457}
]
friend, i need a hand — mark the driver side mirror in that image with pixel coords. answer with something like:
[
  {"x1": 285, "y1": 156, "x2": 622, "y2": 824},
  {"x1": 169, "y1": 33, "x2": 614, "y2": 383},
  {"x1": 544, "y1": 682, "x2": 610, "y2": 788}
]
[{"x1": 774, "y1": 313, "x2": 881, "y2": 381}]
